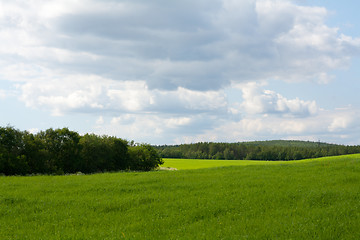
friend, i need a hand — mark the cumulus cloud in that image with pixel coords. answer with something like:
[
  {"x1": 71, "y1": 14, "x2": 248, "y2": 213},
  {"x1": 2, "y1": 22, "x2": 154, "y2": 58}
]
[
  {"x1": 19, "y1": 75, "x2": 107, "y2": 116},
  {"x1": 174, "y1": 108, "x2": 360, "y2": 145},
  {"x1": 239, "y1": 82, "x2": 318, "y2": 116},
  {"x1": 1, "y1": 0, "x2": 360, "y2": 90},
  {"x1": 19, "y1": 74, "x2": 228, "y2": 116},
  {"x1": 1, "y1": 0, "x2": 360, "y2": 144},
  {"x1": 328, "y1": 111, "x2": 356, "y2": 132},
  {"x1": 1, "y1": 0, "x2": 357, "y2": 111},
  {"x1": 95, "y1": 113, "x2": 223, "y2": 144}
]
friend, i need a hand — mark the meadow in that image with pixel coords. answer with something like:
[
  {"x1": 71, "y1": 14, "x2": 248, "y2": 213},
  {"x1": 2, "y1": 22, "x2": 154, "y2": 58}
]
[
  {"x1": 160, "y1": 157, "x2": 328, "y2": 170},
  {"x1": 1, "y1": 154, "x2": 360, "y2": 239}
]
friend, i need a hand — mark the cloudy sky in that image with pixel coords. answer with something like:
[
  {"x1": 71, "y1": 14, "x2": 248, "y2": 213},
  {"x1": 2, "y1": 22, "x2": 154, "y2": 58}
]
[{"x1": 1, "y1": 0, "x2": 360, "y2": 145}]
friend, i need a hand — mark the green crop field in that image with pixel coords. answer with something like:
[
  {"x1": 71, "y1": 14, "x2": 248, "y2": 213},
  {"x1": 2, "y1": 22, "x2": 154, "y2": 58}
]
[
  {"x1": 1, "y1": 154, "x2": 360, "y2": 239},
  {"x1": 160, "y1": 157, "x2": 325, "y2": 170}
]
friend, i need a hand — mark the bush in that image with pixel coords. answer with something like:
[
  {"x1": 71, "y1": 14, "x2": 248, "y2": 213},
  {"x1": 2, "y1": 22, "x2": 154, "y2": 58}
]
[{"x1": 129, "y1": 144, "x2": 163, "y2": 171}]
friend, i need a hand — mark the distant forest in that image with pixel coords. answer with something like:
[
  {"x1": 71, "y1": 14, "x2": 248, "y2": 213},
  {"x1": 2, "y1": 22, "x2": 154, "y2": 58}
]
[
  {"x1": 155, "y1": 140, "x2": 360, "y2": 161},
  {"x1": 0, "y1": 126, "x2": 162, "y2": 176}
]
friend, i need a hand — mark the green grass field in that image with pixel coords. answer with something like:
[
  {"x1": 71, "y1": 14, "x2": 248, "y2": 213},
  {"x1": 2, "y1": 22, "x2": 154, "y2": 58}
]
[
  {"x1": 160, "y1": 157, "x2": 326, "y2": 170},
  {"x1": 1, "y1": 154, "x2": 360, "y2": 239}
]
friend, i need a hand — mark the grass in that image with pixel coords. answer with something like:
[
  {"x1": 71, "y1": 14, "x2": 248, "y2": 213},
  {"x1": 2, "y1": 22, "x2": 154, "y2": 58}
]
[
  {"x1": 160, "y1": 157, "x2": 326, "y2": 170},
  {"x1": 1, "y1": 154, "x2": 360, "y2": 239}
]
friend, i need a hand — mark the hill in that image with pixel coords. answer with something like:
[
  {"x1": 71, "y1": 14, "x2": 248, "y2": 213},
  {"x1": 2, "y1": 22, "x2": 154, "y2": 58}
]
[
  {"x1": 241, "y1": 140, "x2": 334, "y2": 147},
  {"x1": 155, "y1": 140, "x2": 360, "y2": 160}
]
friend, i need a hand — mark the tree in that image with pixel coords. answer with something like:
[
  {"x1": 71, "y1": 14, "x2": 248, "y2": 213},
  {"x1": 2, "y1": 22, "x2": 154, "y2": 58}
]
[
  {"x1": 79, "y1": 134, "x2": 130, "y2": 173},
  {"x1": 36, "y1": 128, "x2": 80, "y2": 173},
  {"x1": 22, "y1": 132, "x2": 49, "y2": 174},
  {"x1": 0, "y1": 126, "x2": 164, "y2": 175},
  {"x1": 0, "y1": 126, "x2": 29, "y2": 175},
  {"x1": 223, "y1": 147, "x2": 234, "y2": 160},
  {"x1": 129, "y1": 144, "x2": 163, "y2": 171},
  {"x1": 79, "y1": 134, "x2": 107, "y2": 173}
]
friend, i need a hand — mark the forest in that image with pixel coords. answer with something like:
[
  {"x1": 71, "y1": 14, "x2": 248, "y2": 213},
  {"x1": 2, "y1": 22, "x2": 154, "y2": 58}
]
[
  {"x1": 0, "y1": 126, "x2": 162, "y2": 176},
  {"x1": 155, "y1": 140, "x2": 360, "y2": 160}
]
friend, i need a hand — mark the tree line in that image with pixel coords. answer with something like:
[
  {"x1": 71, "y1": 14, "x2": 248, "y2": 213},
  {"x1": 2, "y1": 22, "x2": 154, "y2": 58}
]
[
  {"x1": 0, "y1": 126, "x2": 163, "y2": 176},
  {"x1": 155, "y1": 141, "x2": 360, "y2": 160}
]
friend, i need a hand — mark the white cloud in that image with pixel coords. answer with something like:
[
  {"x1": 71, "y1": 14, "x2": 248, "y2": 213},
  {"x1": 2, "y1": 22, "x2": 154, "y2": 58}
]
[
  {"x1": 177, "y1": 88, "x2": 227, "y2": 111},
  {"x1": 239, "y1": 82, "x2": 318, "y2": 116},
  {"x1": 96, "y1": 116, "x2": 104, "y2": 125},
  {"x1": 1, "y1": 0, "x2": 359, "y2": 91},
  {"x1": 18, "y1": 75, "x2": 228, "y2": 116},
  {"x1": 174, "y1": 108, "x2": 360, "y2": 145},
  {"x1": 96, "y1": 113, "x2": 221, "y2": 144},
  {"x1": 0, "y1": 89, "x2": 6, "y2": 99},
  {"x1": 98, "y1": 115, "x2": 168, "y2": 142},
  {"x1": 111, "y1": 114, "x2": 135, "y2": 125},
  {"x1": 107, "y1": 81, "x2": 153, "y2": 112},
  {"x1": 19, "y1": 74, "x2": 106, "y2": 116},
  {"x1": 165, "y1": 117, "x2": 193, "y2": 128},
  {"x1": 27, "y1": 128, "x2": 39, "y2": 134},
  {"x1": 328, "y1": 114, "x2": 355, "y2": 132},
  {"x1": 1, "y1": 0, "x2": 360, "y2": 145}
]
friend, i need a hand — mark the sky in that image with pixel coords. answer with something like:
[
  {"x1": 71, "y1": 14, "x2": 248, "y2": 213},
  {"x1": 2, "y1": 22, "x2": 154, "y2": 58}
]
[{"x1": 1, "y1": 0, "x2": 360, "y2": 145}]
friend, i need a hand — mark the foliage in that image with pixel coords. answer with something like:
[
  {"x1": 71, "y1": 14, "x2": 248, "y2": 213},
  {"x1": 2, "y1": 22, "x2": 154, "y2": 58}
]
[
  {"x1": 1, "y1": 154, "x2": 360, "y2": 239},
  {"x1": 129, "y1": 144, "x2": 164, "y2": 171},
  {"x1": 155, "y1": 140, "x2": 360, "y2": 160},
  {"x1": 79, "y1": 134, "x2": 130, "y2": 173},
  {"x1": 0, "y1": 126, "x2": 162, "y2": 175}
]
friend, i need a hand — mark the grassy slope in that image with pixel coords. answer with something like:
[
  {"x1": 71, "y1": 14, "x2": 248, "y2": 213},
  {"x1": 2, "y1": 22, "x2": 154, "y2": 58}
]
[
  {"x1": 161, "y1": 154, "x2": 349, "y2": 170},
  {"x1": 161, "y1": 157, "x2": 327, "y2": 170},
  {"x1": 1, "y1": 154, "x2": 360, "y2": 239}
]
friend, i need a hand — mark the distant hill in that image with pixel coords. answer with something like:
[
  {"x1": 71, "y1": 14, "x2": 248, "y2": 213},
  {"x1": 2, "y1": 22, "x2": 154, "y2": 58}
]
[
  {"x1": 241, "y1": 140, "x2": 334, "y2": 147},
  {"x1": 155, "y1": 140, "x2": 360, "y2": 161}
]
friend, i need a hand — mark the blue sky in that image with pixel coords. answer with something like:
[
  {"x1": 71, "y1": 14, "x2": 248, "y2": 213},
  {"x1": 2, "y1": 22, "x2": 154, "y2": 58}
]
[{"x1": 1, "y1": 0, "x2": 360, "y2": 145}]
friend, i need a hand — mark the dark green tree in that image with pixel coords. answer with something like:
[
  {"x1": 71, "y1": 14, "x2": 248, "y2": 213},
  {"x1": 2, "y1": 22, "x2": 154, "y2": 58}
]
[
  {"x1": 36, "y1": 128, "x2": 80, "y2": 173},
  {"x1": 129, "y1": 144, "x2": 163, "y2": 171}
]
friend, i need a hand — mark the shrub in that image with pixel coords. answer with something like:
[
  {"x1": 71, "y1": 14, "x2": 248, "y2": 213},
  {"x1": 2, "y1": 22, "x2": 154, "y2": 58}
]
[{"x1": 129, "y1": 144, "x2": 163, "y2": 171}]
